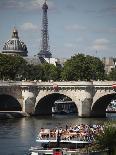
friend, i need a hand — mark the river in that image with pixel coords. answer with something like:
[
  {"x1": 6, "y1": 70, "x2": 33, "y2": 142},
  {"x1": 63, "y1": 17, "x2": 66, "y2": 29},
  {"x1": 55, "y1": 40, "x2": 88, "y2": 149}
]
[{"x1": 0, "y1": 114, "x2": 116, "y2": 155}]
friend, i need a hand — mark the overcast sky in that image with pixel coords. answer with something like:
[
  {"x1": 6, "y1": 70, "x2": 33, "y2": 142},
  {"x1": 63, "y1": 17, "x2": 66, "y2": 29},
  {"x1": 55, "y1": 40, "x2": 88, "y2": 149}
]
[{"x1": 0, "y1": 0, "x2": 116, "y2": 59}]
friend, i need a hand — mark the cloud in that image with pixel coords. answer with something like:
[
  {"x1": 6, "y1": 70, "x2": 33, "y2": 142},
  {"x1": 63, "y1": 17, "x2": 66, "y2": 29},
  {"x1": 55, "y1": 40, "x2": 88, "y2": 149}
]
[
  {"x1": 92, "y1": 38, "x2": 110, "y2": 51},
  {"x1": 65, "y1": 24, "x2": 86, "y2": 31},
  {"x1": 20, "y1": 22, "x2": 38, "y2": 31}
]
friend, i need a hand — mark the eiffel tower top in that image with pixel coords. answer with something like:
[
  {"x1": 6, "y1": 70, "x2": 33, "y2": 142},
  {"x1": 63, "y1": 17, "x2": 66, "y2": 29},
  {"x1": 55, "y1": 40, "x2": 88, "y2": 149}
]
[{"x1": 42, "y1": 0, "x2": 48, "y2": 10}]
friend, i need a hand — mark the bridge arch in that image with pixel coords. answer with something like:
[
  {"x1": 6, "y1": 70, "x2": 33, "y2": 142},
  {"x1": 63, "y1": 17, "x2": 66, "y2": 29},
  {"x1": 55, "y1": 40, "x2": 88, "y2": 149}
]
[
  {"x1": 91, "y1": 93, "x2": 116, "y2": 117},
  {"x1": 34, "y1": 92, "x2": 78, "y2": 115},
  {"x1": 0, "y1": 94, "x2": 22, "y2": 111}
]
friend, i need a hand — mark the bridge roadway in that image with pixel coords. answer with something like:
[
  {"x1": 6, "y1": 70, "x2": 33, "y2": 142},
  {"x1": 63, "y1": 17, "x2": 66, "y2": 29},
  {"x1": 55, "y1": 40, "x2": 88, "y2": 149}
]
[{"x1": 0, "y1": 80, "x2": 116, "y2": 117}]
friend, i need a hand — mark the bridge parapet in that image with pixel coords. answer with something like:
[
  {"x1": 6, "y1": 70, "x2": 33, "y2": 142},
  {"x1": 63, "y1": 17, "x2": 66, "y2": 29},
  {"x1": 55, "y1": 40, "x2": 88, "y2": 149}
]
[
  {"x1": 0, "y1": 80, "x2": 115, "y2": 87},
  {"x1": 93, "y1": 81, "x2": 116, "y2": 87},
  {"x1": 21, "y1": 81, "x2": 37, "y2": 86},
  {"x1": 0, "y1": 81, "x2": 21, "y2": 86},
  {"x1": 37, "y1": 81, "x2": 93, "y2": 86},
  {"x1": 35, "y1": 81, "x2": 94, "y2": 91}
]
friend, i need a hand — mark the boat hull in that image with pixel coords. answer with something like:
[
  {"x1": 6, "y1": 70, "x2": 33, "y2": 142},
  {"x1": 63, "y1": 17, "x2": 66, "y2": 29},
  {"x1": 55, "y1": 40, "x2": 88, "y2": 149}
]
[{"x1": 29, "y1": 147, "x2": 80, "y2": 155}]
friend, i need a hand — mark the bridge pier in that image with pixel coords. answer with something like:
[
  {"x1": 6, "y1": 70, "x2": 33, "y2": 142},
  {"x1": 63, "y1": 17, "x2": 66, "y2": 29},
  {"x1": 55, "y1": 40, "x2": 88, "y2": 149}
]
[
  {"x1": 77, "y1": 88, "x2": 93, "y2": 117},
  {"x1": 79, "y1": 98, "x2": 92, "y2": 117},
  {"x1": 21, "y1": 85, "x2": 38, "y2": 114}
]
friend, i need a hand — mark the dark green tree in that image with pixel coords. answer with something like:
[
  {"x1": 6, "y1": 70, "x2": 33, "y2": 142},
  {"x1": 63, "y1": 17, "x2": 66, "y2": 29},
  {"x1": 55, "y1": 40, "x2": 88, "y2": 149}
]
[
  {"x1": 107, "y1": 68, "x2": 116, "y2": 81},
  {"x1": 61, "y1": 54, "x2": 105, "y2": 81},
  {"x1": 0, "y1": 54, "x2": 62, "y2": 81},
  {"x1": 23, "y1": 64, "x2": 44, "y2": 81},
  {"x1": 42, "y1": 63, "x2": 61, "y2": 81},
  {"x1": 0, "y1": 54, "x2": 27, "y2": 80},
  {"x1": 94, "y1": 123, "x2": 116, "y2": 155}
]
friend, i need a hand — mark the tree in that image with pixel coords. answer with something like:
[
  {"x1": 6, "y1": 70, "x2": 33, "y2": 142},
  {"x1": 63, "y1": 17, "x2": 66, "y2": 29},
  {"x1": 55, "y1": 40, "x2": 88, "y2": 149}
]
[
  {"x1": 107, "y1": 68, "x2": 116, "y2": 81},
  {"x1": 23, "y1": 64, "x2": 44, "y2": 80},
  {"x1": 94, "y1": 123, "x2": 116, "y2": 155},
  {"x1": 42, "y1": 63, "x2": 61, "y2": 81},
  {"x1": 0, "y1": 54, "x2": 27, "y2": 80},
  {"x1": 61, "y1": 54, "x2": 105, "y2": 81},
  {"x1": 0, "y1": 54, "x2": 62, "y2": 81}
]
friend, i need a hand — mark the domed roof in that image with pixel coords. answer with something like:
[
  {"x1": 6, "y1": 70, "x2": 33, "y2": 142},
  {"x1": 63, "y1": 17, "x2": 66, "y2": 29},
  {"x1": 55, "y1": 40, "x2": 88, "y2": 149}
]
[{"x1": 2, "y1": 27, "x2": 28, "y2": 57}]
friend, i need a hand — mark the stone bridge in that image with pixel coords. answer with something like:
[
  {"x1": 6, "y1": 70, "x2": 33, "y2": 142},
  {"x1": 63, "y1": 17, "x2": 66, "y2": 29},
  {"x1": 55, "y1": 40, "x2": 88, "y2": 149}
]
[{"x1": 0, "y1": 81, "x2": 116, "y2": 117}]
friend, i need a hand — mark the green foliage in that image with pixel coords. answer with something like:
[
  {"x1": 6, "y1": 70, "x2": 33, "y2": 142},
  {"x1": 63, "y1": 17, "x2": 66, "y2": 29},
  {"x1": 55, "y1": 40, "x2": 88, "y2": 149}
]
[
  {"x1": 42, "y1": 63, "x2": 61, "y2": 81},
  {"x1": 61, "y1": 54, "x2": 105, "y2": 81},
  {"x1": 0, "y1": 54, "x2": 27, "y2": 80},
  {"x1": 94, "y1": 122, "x2": 116, "y2": 154},
  {"x1": 23, "y1": 64, "x2": 44, "y2": 80},
  {"x1": 107, "y1": 68, "x2": 116, "y2": 81},
  {"x1": 0, "y1": 54, "x2": 62, "y2": 81},
  {"x1": 0, "y1": 53, "x2": 106, "y2": 81}
]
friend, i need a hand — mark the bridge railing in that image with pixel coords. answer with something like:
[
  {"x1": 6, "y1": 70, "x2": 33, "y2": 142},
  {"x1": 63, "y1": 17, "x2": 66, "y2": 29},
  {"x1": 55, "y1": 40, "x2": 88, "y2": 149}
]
[
  {"x1": 0, "y1": 81, "x2": 22, "y2": 86},
  {"x1": 0, "y1": 80, "x2": 116, "y2": 87}
]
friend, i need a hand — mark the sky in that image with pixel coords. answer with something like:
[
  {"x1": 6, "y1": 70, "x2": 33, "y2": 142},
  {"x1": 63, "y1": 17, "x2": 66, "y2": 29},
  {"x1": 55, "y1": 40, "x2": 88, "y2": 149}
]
[{"x1": 0, "y1": 0, "x2": 116, "y2": 59}]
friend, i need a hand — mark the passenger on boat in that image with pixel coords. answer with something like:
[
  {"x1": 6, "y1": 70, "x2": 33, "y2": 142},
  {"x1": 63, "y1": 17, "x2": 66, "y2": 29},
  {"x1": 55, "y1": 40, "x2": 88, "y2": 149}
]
[
  {"x1": 39, "y1": 128, "x2": 50, "y2": 139},
  {"x1": 38, "y1": 124, "x2": 104, "y2": 142}
]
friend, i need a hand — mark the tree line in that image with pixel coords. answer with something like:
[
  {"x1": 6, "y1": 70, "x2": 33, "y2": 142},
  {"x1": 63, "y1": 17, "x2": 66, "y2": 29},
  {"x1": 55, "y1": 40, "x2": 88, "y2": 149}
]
[{"x1": 0, "y1": 53, "x2": 115, "y2": 81}]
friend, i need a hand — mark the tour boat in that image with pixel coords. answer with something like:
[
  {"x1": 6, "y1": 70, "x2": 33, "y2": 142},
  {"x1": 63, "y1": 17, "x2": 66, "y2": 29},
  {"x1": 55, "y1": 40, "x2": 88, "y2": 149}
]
[
  {"x1": 29, "y1": 139, "x2": 89, "y2": 155},
  {"x1": 29, "y1": 127, "x2": 91, "y2": 155},
  {"x1": 52, "y1": 99, "x2": 77, "y2": 115},
  {"x1": 106, "y1": 109, "x2": 116, "y2": 113},
  {"x1": 106, "y1": 100, "x2": 116, "y2": 113}
]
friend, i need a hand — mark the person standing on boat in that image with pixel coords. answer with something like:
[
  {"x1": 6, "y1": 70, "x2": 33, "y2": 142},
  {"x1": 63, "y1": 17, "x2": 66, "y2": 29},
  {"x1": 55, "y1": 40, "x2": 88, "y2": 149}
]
[
  {"x1": 66, "y1": 124, "x2": 68, "y2": 131},
  {"x1": 56, "y1": 130, "x2": 61, "y2": 147}
]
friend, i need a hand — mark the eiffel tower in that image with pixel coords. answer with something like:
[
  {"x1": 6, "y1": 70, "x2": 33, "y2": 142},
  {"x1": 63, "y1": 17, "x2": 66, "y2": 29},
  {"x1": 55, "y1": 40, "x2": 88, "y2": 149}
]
[{"x1": 38, "y1": 0, "x2": 52, "y2": 58}]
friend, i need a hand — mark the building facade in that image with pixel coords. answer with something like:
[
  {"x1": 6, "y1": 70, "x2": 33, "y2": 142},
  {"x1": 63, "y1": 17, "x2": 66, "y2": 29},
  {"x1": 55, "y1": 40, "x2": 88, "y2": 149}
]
[
  {"x1": 2, "y1": 27, "x2": 28, "y2": 57},
  {"x1": 102, "y1": 57, "x2": 116, "y2": 74}
]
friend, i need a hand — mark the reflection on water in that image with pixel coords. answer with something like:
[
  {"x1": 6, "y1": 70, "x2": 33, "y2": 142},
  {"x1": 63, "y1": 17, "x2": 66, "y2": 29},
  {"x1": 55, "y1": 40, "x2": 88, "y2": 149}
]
[
  {"x1": 106, "y1": 113, "x2": 116, "y2": 120},
  {"x1": 0, "y1": 114, "x2": 116, "y2": 155}
]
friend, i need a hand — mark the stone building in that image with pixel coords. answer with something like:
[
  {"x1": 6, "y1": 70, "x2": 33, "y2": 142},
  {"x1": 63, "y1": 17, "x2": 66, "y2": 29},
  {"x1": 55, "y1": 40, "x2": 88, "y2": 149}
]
[
  {"x1": 2, "y1": 27, "x2": 28, "y2": 57},
  {"x1": 102, "y1": 57, "x2": 116, "y2": 74}
]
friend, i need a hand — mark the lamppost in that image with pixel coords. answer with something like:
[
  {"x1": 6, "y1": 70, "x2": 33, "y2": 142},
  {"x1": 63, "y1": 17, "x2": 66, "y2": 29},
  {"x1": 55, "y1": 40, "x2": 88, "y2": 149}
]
[{"x1": 113, "y1": 58, "x2": 116, "y2": 68}]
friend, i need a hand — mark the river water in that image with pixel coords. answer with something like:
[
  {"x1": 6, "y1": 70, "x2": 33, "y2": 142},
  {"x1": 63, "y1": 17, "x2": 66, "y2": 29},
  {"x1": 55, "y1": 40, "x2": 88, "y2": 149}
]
[{"x1": 0, "y1": 114, "x2": 116, "y2": 155}]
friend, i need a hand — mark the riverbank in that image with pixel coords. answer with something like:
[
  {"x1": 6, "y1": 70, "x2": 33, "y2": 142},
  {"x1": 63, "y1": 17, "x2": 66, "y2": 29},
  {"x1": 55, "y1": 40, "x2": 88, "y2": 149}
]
[{"x1": 0, "y1": 111, "x2": 29, "y2": 119}]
